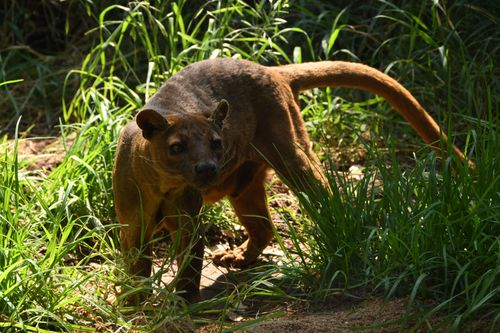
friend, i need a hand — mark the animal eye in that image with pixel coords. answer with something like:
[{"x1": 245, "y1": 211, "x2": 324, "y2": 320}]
[
  {"x1": 211, "y1": 138, "x2": 222, "y2": 150},
  {"x1": 169, "y1": 143, "x2": 185, "y2": 155}
]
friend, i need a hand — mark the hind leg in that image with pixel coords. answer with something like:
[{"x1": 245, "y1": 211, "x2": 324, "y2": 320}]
[
  {"x1": 256, "y1": 112, "x2": 327, "y2": 192},
  {"x1": 263, "y1": 143, "x2": 326, "y2": 193},
  {"x1": 212, "y1": 165, "x2": 273, "y2": 268}
]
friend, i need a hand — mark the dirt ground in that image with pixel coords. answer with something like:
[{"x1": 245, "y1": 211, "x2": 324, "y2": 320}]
[
  {"x1": 194, "y1": 263, "x2": 411, "y2": 333},
  {"x1": 194, "y1": 259, "x2": 492, "y2": 333}
]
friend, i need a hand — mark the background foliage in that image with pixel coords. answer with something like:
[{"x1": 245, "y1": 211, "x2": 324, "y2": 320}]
[{"x1": 0, "y1": 1, "x2": 498, "y2": 332}]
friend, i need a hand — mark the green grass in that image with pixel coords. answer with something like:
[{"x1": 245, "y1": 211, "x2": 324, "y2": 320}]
[{"x1": 1, "y1": 0, "x2": 499, "y2": 332}]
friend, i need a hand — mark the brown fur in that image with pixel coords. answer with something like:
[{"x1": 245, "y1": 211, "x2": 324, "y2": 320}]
[{"x1": 113, "y1": 58, "x2": 470, "y2": 303}]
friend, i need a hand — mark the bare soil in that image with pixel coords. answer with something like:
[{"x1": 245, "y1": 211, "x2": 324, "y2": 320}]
[{"x1": 10, "y1": 136, "x2": 73, "y2": 172}]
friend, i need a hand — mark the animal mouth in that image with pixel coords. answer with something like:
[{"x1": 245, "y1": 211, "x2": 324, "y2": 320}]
[{"x1": 193, "y1": 174, "x2": 219, "y2": 189}]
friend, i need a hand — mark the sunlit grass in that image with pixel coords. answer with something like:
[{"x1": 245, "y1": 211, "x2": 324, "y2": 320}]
[{"x1": 0, "y1": 0, "x2": 498, "y2": 332}]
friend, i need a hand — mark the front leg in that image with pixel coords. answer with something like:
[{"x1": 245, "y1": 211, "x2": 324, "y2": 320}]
[
  {"x1": 160, "y1": 187, "x2": 204, "y2": 302},
  {"x1": 119, "y1": 207, "x2": 156, "y2": 279},
  {"x1": 212, "y1": 167, "x2": 273, "y2": 268},
  {"x1": 114, "y1": 179, "x2": 159, "y2": 304}
]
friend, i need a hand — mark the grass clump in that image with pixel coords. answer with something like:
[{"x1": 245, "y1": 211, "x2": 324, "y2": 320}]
[{"x1": 290, "y1": 145, "x2": 498, "y2": 325}]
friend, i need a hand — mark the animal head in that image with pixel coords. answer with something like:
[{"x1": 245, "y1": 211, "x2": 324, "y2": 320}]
[{"x1": 136, "y1": 100, "x2": 229, "y2": 189}]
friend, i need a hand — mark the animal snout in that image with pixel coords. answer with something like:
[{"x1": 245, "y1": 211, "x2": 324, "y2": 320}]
[{"x1": 194, "y1": 161, "x2": 218, "y2": 179}]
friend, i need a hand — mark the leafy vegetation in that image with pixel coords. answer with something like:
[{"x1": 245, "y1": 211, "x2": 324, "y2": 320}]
[{"x1": 1, "y1": 0, "x2": 498, "y2": 332}]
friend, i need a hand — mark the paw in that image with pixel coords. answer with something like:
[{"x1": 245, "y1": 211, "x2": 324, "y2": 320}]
[
  {"x1": 179, "y1": 290, "x2": 201, "y2": 304},
  {"x1": 211, "y1": 247, "x2": 256, "y2": 268}
]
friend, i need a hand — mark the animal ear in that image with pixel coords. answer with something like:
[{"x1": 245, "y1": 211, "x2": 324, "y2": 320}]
[
  {"x1": 136, "y1": 109, "x2": 169, "y2": 139},
  {"x1": 209, "y1": 99, "x2": 229, "y2": 128}
]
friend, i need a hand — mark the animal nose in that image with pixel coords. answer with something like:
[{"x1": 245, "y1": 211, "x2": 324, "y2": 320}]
[{"x1": 194, "y1": 161, "x2": 218, "y2": 178}]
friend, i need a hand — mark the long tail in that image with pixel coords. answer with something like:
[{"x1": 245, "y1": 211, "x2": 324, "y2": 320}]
[{"x1": 274, "y1": 61, "x2": 470, "y2": 166}]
